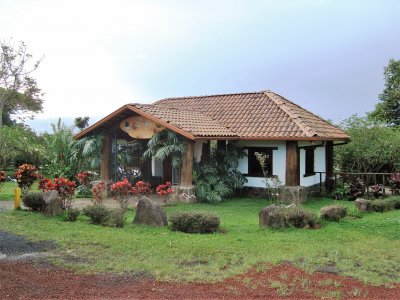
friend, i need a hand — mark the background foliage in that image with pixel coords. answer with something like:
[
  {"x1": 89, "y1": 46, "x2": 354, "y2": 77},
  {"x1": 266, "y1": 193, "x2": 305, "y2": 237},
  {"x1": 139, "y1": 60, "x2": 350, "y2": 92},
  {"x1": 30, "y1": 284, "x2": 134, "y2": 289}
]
[{"x1": 335, "y1": 115, "x2": 400, "y2": 173}]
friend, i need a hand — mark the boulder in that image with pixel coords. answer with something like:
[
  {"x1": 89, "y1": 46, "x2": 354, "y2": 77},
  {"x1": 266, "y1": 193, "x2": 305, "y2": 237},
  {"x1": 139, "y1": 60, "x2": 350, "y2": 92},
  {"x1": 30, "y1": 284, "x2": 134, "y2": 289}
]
[
  {"x1": 355, "y1": 198, "x2": 371, "y2": 212},
  {"x1": 259, "y1": 205, "x2": 287, "y2": 228},
  {"x1": 133, "y1": 196, "x2": 168, "y2": 227},
  {"x1": 279, "y1": 186, "x2": 308, "y2": 205},
  {"x1": 42, "y1": 190, "x2": 63, "y2": 216},
  {"x1": 320, "y1": 205, "x2": 347, "y2": 221}
]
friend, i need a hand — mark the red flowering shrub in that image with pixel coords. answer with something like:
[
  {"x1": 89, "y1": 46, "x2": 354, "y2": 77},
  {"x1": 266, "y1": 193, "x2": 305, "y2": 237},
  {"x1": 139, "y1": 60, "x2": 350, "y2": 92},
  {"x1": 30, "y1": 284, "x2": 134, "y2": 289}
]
[
  {"x1": 0, "y1": 171, "x2": 6, "y2": 191},
  {"x1": 132, "y1": 181, "x2": 152, "y2": 197},
  {"x1": 76, "y1": 171, "x2": 97, "y2": 197},
  {"x1": 389, "y1": 173, "x2": 400, "y2": 194},
  {"x1": 15, "y1": 164, "x2": 39, "y2": 194},
  {"x1": 38, "y1": 176, "x2": 53, "y2": 191},
  {"x1": 111, "y1": 179, "x2": 152, "y2": 209},
  {"x1": 77, "y1": 171, "x2": 97, "y2": 187},
  {"x1": 156, "y1": 182, "x2": 174, "y2": 196},
  {"x1": 92, "y1": 182, "x2": 106, "y2": 204},
  {"x1": 39, "y1": 176, "x2": 76, "y2": 210},
  {"x1": 111, "y1": 178, "x2": 133, "y2": 209}
]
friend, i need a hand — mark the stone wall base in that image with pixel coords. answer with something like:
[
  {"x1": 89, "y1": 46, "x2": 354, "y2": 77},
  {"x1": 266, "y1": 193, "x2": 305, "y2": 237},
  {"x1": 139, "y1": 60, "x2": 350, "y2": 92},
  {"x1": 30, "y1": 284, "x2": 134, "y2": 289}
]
[
  {"x1": 242, "y1": 186, "x2": 309, "y2": 204},
  {"x1": 169, "y1": 185, "x2": 196, "y2": 203},
  {"x1": 279, "y1": 186, "x2": 308, "y2": 204}
]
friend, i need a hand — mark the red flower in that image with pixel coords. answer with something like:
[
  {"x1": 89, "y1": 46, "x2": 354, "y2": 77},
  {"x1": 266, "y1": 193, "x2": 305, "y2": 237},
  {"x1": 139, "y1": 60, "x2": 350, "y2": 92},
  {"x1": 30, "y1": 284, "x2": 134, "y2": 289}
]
[
  {"x1": 156, "y1": 182, "x2": 174, "y2": 196},
  {"x1": 0, "y1": 171, "x2": 6, "y2": 183}
]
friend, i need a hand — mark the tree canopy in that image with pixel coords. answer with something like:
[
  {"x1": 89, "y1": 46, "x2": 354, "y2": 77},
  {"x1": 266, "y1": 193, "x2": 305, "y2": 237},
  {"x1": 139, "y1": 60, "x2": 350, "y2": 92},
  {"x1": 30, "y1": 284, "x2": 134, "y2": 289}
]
[
  {"x1": 369, "y1": 59, "x2": 400, "y2": 126},
  {"x1": 335, "y1": 115, "x2": 400, "y2": 173},
  {"x1": 0, "y1": 40, "x2": 43, "y2": 126}
]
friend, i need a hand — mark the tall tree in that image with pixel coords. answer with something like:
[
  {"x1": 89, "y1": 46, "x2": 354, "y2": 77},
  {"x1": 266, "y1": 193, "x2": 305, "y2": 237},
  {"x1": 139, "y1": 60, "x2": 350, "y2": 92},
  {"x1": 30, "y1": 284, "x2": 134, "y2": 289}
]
[
  {"x1": 369, "y1": 59, "x2": 400, "y2": 126},
  {"x1": 0, "y1": 40, "x2": 43, "y2": 127},
  {"x1": 74, "y1": 116, "x2": 90, "y2": 130}
]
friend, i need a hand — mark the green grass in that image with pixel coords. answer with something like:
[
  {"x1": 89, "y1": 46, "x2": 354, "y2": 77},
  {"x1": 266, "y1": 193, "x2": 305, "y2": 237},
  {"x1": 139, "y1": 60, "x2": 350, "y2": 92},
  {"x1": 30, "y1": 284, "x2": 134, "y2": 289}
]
[
  {"x1": 0, "y1": 181, "x2": 18, "y2": 201},
  {"x1": 0, "y1": 181, "x2": 40, "y2": 201},
  {"x1": 0, "y1": 197, "x2": 399, "y2": 284}
]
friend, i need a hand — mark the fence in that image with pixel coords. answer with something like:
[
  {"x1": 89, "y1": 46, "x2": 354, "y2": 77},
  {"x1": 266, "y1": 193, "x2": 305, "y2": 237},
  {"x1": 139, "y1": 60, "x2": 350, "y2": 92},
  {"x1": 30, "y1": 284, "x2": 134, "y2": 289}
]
[
  {"x1": 334, "y1": 172, "x2": 396, "y2": 197},
  {"x1": 315, "y1": 172, "x2": 397, "y2": 197}
]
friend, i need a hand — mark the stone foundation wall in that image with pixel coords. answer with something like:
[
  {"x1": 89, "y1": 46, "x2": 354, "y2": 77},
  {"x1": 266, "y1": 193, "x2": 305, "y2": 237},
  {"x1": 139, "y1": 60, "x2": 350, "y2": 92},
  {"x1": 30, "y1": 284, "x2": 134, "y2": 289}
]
[{"x1": 170, "y1": 185, "x2": 196, "y2": 203}]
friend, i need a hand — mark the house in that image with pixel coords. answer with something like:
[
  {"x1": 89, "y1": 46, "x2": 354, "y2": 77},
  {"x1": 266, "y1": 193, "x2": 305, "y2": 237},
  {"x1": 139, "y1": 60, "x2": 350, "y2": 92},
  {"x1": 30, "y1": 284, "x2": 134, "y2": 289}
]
[{"x1": 75, "y1": 90, "x2": 349, "y2": 199}]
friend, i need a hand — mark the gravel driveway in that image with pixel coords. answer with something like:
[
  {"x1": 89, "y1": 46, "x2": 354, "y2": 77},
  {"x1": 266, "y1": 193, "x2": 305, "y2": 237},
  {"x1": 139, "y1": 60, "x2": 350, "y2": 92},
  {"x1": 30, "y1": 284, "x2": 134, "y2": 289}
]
[
  {"x1": 0, "y1": 201, "x2": 13, "y2": 212},
  {"x1": 0, "y1": 230, "x2": 57, "y2": 260}
]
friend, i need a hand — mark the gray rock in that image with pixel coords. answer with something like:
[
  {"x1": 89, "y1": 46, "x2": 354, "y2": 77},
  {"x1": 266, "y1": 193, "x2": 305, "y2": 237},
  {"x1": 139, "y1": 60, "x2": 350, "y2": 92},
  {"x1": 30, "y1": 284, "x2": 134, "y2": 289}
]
[
  {"x1": 355, "y1": 198, "x2": 371, "y2": 212},
  {"x1": 42, "y1": 190, "x2": 63, "y2": 216},
  {"x1": 259, "y1": 205, "x2": 287, "y2": 228},
  {"x1": 320, "y1": 205, "x2": 347, "y2": 221},
  {"x1": 279, "y1": 186, "x2": 308, "y2": 205},
  {"x1": 133, "y1": 196, "x2": 168, "y2": 227}
]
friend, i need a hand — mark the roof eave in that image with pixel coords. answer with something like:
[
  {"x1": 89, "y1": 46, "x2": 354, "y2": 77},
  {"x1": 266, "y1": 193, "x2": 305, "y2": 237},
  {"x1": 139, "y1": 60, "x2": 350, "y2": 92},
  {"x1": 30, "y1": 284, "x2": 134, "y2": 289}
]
[
  {"x1": 74, "y1": 104, "x2": 197, "y2": 141},
  {"x1": 74, "y1": 104, "x2": 131, "y2": 140},
  {"x1": 194, "y1": 136, "x2": 350, "y2": 141}
]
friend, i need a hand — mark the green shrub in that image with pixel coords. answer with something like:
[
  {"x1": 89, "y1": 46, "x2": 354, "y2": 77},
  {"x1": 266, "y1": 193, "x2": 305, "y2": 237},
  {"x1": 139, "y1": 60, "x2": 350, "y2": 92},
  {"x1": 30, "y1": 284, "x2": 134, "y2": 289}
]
[
  {"x1": 110, "y1": 208, "x2": 126, "y2": 228},
  {"x1": 22, "y1": 192, "x2": 45, "y2": 212},
  {"x1": 284, "y1": 207, "x2": 318, "y2": 228},
  {"x1": 83, "y1": 204, "x2": 110, "y2": 225},
  {"x1": 66, "y1": 208, "x2": 80, "y2": 222},
  {"x1": 170, "y1": 211, "x2": 220, "y2": 234},
  {"x1": 371, "y1": 198, "x2": 400, "y2": 212}
]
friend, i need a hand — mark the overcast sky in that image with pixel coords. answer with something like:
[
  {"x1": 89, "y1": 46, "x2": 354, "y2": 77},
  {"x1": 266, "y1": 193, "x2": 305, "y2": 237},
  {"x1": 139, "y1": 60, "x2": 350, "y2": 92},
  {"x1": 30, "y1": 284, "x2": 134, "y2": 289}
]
[{"x1": 1, "y1": 0, "x2": 399, "y2": 131}]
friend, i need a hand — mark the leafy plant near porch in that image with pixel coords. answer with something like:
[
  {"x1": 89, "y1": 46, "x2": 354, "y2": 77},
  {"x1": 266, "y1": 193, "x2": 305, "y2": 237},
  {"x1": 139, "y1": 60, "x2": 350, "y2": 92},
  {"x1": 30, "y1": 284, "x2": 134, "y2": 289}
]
[
  {"x1": 143, "y1": 129, "x2": 186, "y2": 168},
  {"x1": 193, "y1": 142, "x2": 247, "y2": 203},
  {"x1": 254, "y1": 151, "x2": 283, "y2": 201}
]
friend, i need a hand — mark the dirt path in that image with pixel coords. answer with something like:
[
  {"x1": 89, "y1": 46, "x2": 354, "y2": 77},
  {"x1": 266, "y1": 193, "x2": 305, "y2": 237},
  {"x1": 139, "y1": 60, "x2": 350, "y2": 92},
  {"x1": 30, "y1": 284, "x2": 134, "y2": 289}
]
[{"x1": 1, "y1": 260, "x2": 399, "y2": 299}]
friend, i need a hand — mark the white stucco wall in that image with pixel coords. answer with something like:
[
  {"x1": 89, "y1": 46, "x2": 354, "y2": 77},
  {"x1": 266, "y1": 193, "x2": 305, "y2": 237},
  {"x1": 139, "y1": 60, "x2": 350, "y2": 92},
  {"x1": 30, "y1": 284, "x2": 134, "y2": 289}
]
[
  {"x1": 237, "y1": 140, "x2": 286, "y2": 188},
  {"x1": 151, "y1": 157, "x2": 163, "y2": 177},
  {"x1": 298, "y1": 141, "x2": 326, "y2": 187},
  {"x1": 194, "y1": 141, "x2": 204, "y2": 163},
  {"x1": 236, "y1": 140, "x2": 327, "y2": 188}
]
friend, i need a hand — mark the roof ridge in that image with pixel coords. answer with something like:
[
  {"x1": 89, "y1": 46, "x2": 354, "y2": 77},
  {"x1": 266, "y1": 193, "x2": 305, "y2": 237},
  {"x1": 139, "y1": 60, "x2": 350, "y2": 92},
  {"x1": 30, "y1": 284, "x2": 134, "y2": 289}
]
[
  {"x1": 131, "y1": 102, "x2": 215, "y2": 115},
  {"x1": 155, "y1": 90, "x2": 266, "y2": 103},
  {"x1": 264, "y1": 91, "x2": 318, "y2": 137},
  {"x1": 266, "y1": 91, "x2": 345, "y2": 134}
]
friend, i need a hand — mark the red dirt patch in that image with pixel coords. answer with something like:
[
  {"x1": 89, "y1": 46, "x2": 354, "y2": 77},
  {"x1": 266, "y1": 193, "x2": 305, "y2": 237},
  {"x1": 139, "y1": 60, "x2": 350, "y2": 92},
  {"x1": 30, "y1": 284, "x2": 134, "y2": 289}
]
[{"x1": 0, "y1": 261, "x2": 399, "y2": 299}]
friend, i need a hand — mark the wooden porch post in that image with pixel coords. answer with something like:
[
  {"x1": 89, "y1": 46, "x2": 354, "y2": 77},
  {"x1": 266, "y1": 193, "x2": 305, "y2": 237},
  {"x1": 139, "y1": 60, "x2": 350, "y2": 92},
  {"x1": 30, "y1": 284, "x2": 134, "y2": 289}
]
[
  {"x1": 285, "y1": 141, "x2": 300, "y2": 186},
  {"x1": 325, "y1": 141, "x2": 334, "y2": 191},
  {"x1": 181, "y1": 140, "x2": 194, "y2": 186},
  {"x1": 100, "y1": 130, "x2": 112, "y2": 180}
]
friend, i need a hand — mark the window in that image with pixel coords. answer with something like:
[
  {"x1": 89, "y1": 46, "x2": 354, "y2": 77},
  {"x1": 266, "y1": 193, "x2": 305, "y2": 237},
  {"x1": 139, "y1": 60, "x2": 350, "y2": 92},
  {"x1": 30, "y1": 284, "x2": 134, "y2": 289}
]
[
  {"x1": 246, "y1": 147, "x2": 274, "y2": 177},
  {"x1": 304, "y1": 147, "x2": 315, "y2": 177}
]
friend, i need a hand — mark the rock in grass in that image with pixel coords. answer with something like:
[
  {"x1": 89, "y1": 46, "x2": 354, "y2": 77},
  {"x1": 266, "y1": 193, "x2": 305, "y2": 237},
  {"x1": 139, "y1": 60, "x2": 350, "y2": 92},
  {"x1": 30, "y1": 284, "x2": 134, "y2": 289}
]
[
  {"x1": 320, "y1": 205, "x2": 347, "y2": 221},
  {"x1": 259, "y1": 205, "x2": 287, "y2": 228},
  {"x1": 355, "y1": 198, "x2": 371, "y2": 212},
  {"x1": 42, "y1": 190, "x2": 63, "y2": 216},
  {"x1": 133, "y1": 196, "x2": 168, "y2": 227}
]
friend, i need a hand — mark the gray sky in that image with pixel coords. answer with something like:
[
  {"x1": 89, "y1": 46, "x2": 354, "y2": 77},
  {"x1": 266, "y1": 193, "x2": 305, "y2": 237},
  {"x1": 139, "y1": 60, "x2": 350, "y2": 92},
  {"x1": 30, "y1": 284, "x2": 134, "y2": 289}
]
[{"x1": 1, "y1": 0, "x2": 399, "y2": 131}]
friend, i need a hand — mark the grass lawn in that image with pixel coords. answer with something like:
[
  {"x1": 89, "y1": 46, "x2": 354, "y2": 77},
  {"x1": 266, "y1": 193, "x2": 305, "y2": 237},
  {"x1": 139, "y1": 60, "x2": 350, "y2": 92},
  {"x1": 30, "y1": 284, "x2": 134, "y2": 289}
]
[
  {"x1": 0, "y1": 181, "x2": 18, "y2": 201},
  {"x1": 0, "y1": 197, "x2": 399, "y2": 284}
]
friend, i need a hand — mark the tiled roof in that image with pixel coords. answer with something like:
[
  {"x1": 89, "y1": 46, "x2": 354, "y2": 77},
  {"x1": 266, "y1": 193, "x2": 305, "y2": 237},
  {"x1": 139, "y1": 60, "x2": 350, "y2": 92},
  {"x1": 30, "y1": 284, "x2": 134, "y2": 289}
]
[
  {"x1": 154, "y1": 91, "x2": 349, "y2": 140},
  {"x1": 130, "y1": 104, "x2": 237, "y2": 137},
  {"x1": 75, "y1": 90, "x2": 349, "y2": 141}
]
